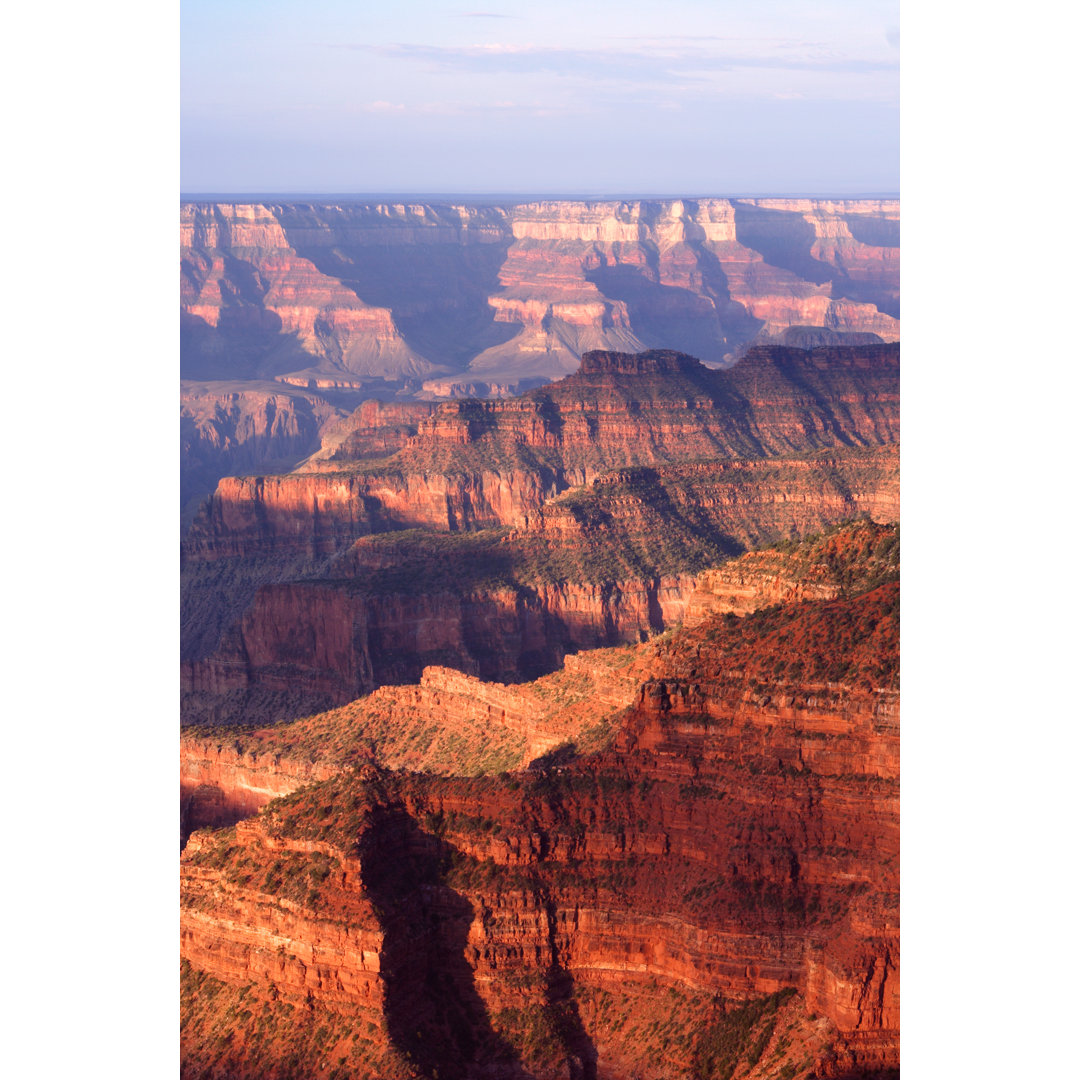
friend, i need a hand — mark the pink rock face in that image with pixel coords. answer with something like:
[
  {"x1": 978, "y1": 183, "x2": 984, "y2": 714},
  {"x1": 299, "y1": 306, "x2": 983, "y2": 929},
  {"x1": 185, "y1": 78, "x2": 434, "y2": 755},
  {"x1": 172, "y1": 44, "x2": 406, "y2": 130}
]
[
  {"x1": 181, "y1": 199, "x2": 899, "y2": 386},
  {"x1": 181, "y1": 204, "x2": 440, "y2": 380}
]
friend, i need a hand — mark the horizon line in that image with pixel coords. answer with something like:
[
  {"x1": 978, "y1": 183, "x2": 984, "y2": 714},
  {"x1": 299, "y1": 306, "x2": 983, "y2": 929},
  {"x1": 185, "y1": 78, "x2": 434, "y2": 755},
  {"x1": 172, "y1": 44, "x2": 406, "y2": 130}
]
[{"x1": 180, "y1": 190, "x2": 901, "y2": 202}]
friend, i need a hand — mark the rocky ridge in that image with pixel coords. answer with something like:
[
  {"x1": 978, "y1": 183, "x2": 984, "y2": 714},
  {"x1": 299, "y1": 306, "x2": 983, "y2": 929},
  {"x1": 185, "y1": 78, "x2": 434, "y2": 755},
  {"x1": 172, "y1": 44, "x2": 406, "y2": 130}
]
[
  {"x1": 180, "y1": 347, "x2": 898, "y2": 725},
  {"x1": 184, "y1": 344, "x2": 899, "y2": 562},
  {"x1": 181, "y1": 646, "x2": 643, "y2": 845},
  {"x1": 181, "y1": 526, "x2": 899, "y2": 1079}
]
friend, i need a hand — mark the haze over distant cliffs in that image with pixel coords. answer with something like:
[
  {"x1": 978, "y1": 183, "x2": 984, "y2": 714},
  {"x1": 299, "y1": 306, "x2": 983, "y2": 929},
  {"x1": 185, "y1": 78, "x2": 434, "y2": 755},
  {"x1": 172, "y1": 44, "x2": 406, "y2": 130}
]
[{"x1": 181, "y1": 198, "x2": 899, "y2": 393}]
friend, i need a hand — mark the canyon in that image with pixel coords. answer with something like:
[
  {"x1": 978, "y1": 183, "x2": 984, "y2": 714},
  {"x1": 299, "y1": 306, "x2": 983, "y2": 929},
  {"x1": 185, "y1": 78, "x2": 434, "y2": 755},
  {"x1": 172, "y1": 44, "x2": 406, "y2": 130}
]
[
  {"x1": 181, "y1": 523, "x2": 899, "y2": 1080},
  {"x1": 179, "y1": 201, "x2": 901, "y2": 1076},
  {"x1": 180, "y1": 199, "x2": 899, "y2": 509},
  {"x1": 181, "y1": 345, "x2": 898, "y2": 727}
]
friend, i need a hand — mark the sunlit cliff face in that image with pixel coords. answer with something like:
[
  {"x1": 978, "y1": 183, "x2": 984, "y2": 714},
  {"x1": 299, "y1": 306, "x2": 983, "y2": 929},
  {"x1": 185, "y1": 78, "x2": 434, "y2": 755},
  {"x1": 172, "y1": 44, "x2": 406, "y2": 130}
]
[{"x1": 181, "y1": 522, "x2": 899, "y2": 1080}]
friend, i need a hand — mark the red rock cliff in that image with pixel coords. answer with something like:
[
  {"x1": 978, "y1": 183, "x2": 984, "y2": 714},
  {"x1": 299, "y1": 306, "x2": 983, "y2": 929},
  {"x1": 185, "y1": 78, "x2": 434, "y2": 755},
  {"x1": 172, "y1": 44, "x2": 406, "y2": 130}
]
[{"x1": 181, "y1": 561, "x2": 899, "y2": 1080}]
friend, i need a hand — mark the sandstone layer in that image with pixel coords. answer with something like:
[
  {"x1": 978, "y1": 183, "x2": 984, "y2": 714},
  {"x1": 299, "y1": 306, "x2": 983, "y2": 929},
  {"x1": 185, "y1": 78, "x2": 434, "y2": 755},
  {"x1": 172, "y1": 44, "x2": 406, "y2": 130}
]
[{"x1": 184, "y1": 344, "x2": 899, "y2": 562}]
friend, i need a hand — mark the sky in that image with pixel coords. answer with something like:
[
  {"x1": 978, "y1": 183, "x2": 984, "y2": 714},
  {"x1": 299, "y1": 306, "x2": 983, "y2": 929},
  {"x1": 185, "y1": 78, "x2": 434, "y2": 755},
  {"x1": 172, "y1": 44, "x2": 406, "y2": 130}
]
[{"x1": 181, "y1": 0, "x2": 898, "y2": 195}]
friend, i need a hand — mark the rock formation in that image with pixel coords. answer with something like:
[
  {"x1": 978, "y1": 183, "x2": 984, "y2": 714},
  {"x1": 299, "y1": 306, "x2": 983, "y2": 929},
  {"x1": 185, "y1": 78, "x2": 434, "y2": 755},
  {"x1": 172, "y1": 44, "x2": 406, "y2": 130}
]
[
  {"x1": 181, "y1": 199, "x2": 898, "y2": 389},
  {"x1": 180, "y1": 525, "x2": 900, "y2": 1079},
  {"x1": 181, "y1": 199, "x2": 899, "y2": 516},
  {"x1": 180, "y1": 346, "x2": 898, "y2": 725}
]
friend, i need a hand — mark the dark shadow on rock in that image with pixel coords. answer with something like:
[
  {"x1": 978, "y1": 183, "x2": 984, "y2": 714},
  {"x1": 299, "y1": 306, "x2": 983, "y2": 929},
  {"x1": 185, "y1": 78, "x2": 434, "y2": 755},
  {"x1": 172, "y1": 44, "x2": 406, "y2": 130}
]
[
  {"x1": 732, "y1": 202, "x2": 835, "y2": 287},
  {"x1": 541, "y1": 893, "x2": 598, "y2": 1080},
  {"x1": 732, "y1": 202, "x2": 899, "y2": 319},
  {"x1": 280, "y1": 206, "x2": 519, "y2": 372},
  {"x1": 586, "y1": 264, "x2": 729, "y2": 365},
  {"x1": 527, "y1": 743, "x2": 580, "y2": 771},
  {"x1": 180, "y1": 310, "x2": 320, "y2": 381},
  {"x1": 843, "y1": 214, "x2": 899, "y2": 249},
  {"x1": 359, "y1": 806, "x2": 533, "y2": 1080}
]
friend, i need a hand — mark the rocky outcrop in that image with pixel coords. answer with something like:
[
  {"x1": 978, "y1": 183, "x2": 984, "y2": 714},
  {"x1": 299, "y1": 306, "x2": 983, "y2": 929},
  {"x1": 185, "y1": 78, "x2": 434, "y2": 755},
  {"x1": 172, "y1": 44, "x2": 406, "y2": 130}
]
[
  {"x1": 180, "y1": 648, "x2": 644, "y2": 849},
  {"x1": 180, "y1": 380, "x2": 365, "y2": 516},
  {"x1": 180, "y1": 739, "x2": 339, "y2": 846},
  {"x1": 181, "y1": 562, "x2": 899, "y2": 1079},
  {"x1": 180, "y1": 574, "x2": 696, "y2": 725},
  {"x1": 684, "y1": 521, "x2": 899, "y2": 624}
]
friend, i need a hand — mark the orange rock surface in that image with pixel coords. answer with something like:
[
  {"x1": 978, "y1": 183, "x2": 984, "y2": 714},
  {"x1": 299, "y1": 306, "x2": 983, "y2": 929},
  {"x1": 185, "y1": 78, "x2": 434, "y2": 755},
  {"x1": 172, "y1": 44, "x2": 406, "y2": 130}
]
[{"x1": 180, "y1": 348, "x2": 898, "y2": 726}]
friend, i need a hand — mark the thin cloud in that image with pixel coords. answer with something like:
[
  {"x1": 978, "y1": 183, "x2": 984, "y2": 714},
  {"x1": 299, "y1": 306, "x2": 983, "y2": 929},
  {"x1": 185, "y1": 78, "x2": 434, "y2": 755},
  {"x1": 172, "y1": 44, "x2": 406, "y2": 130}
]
[
  {"x1": 335, "y1": 41, "x2": 898, "y2": 83},
  {"x1": 351, "y1": 99, "x2": 582, "y2": 117},
  {"x1": 451, "y1": 10, "x2": 520, "y2": 16},
  {"x1": 607, "y1": 35, "x2": 823, "y2": 44},
  {"x1": 886, "y1": 27, "x2": 900, "y2": 49}
]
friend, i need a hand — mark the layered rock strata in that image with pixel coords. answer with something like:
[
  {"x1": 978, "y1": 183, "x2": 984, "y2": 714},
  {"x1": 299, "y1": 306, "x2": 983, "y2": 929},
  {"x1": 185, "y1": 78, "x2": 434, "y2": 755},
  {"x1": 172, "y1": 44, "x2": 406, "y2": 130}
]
[
  {"x1": 184, "y1": 344, "x2": 899, "y2": 562},
  {"x1": 181, "y1": 199, "x2": 899, "y2": 390},
  {"x1": 181, "y1": 347, "x2": 898, "y2": 723},
  {"x1": 181, "y1": 446, "x2": 897, "y2": 724},
  {"x1": 181, "y1": 551, "x2": 899, "y2": 1079},
  {"x1": 181, "y1": 203, "x2": 440, "y2": 381}
]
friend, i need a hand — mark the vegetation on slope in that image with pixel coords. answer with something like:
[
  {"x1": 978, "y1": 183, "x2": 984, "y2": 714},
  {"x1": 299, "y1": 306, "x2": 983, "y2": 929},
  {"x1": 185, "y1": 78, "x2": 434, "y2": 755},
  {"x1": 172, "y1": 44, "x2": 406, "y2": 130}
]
[
  {"x1": 182, "y1": 521, "x2": 900, "y2": 1077},
  {"x1": 690, "y1": 582, "x2": 900, "y2": 691},
  {"x1": 319, "y1": 449, "x2": 897, "y2": 595},
  {"x1": 184, "y1": 644, "x2": 641, "y2": 779}
]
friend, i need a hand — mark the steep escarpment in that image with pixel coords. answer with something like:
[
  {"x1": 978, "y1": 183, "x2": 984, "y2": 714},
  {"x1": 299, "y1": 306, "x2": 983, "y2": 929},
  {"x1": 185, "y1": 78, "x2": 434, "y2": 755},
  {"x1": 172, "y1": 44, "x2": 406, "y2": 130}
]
[
  {"x1": 181, "y1": 547, "x2": 899, "y2": 1079},
  {"x1": 181, "y1": 446, "x2": 897, "y2": 725},
  {"x1": 184, "y1": 344, "x2": 899, "y2": 563},
  {"x1": 180, "y1": 381, "x2": 369, "y2": 517},
  {"x1": 180, "y1": 346, "x2": 897, "y2": 721},
  {"x1": 181, "y1": 199, "x2": 898, "y2": 394}
]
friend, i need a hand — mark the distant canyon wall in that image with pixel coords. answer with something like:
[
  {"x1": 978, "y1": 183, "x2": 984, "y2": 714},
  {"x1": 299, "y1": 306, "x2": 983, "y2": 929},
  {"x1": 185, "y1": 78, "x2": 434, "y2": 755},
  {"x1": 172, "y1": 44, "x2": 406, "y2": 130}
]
[{"x1": 181, "y1": 198, "x2": 899, "y2": 391}]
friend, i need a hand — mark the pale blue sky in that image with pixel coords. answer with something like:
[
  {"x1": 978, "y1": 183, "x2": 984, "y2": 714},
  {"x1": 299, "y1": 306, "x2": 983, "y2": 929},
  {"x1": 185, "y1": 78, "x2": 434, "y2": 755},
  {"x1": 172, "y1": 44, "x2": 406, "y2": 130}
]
[{"x1": 181, "y1": 0, "x2": 899, "y2": 194}]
